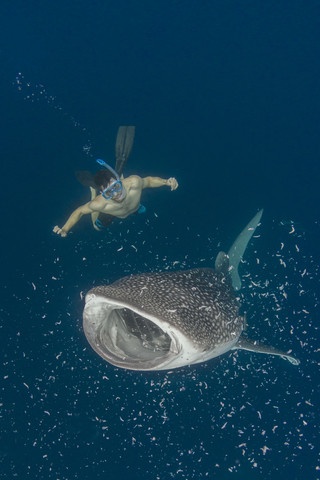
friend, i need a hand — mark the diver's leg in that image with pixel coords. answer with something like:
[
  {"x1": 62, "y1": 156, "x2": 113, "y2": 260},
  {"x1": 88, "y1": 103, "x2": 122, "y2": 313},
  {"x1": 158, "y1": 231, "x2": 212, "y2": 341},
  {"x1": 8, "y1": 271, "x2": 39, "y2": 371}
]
[
  {"x1": 95, "y1": 213, "x2": 115, "y2": 229},
  {"x1": 115, "y1": 126, "x2": 136, "y2": 175}
]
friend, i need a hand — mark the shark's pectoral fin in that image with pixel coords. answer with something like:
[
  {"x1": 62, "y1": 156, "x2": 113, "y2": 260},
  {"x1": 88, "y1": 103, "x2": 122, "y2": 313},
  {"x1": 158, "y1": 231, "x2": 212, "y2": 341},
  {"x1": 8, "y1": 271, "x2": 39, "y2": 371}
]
[{"x1": 233, "y1": 337, "x2": 300, "y2": 366}]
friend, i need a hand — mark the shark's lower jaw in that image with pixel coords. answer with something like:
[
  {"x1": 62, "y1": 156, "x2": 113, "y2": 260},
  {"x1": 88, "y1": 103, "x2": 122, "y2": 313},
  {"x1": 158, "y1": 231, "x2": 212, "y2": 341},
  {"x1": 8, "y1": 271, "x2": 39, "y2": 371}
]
[{"x1": 83, "y1": 295, "x2": 236, "y2": 371}]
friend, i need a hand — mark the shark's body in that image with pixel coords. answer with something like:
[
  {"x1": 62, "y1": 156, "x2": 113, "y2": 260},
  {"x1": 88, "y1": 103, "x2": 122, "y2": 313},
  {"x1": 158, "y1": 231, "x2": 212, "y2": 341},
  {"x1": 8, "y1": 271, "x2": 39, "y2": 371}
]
[{"x1": 83, "y1": 210, "x2": 300, "y2": 370}]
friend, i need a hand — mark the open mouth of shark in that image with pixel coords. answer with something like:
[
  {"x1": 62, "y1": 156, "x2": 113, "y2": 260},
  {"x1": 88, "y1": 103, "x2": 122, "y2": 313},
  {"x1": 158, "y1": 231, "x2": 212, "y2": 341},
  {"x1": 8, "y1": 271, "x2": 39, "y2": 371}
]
[
  {"x1": 83, "y1": 295, "x2": 185, "y2": 370},
  {"x1": 100, "y1": 308, "x2": 172, "y2": 363}
]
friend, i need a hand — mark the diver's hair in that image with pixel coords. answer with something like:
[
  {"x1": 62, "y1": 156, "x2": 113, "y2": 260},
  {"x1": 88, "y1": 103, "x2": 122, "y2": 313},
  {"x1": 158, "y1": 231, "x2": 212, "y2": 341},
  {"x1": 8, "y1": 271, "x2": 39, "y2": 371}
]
[{"x1": 93, "y1": 169, "x2": 115, "y2": 190}]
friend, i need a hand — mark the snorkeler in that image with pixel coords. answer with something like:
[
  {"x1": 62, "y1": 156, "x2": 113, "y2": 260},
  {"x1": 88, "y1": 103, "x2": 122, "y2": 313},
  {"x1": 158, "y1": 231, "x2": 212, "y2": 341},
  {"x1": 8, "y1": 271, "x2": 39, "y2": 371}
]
[{"x1": 53, "y1": 126, "x2": 178, "y2": 237}]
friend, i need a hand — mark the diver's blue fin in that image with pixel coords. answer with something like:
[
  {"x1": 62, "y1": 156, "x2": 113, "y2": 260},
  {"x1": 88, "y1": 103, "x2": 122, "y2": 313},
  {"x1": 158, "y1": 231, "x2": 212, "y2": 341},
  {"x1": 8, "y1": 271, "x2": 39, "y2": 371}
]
[
  {"x1": 95, "y1": 218, "x2": 104, "y2": 230},
  {"x1": 137, "y1": 204, "x2": 146, "y2": 214}
]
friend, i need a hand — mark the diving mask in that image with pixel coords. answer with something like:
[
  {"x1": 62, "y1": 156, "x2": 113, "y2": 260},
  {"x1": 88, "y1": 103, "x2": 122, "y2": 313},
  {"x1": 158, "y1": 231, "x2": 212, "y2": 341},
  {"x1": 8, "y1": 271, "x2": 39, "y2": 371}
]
[
  {"x1": 96, "y1": 158, "x2": 124, "y2": 200},
  {"x1": 101, "y1": 180, "x2": 123, "y2": 200}
]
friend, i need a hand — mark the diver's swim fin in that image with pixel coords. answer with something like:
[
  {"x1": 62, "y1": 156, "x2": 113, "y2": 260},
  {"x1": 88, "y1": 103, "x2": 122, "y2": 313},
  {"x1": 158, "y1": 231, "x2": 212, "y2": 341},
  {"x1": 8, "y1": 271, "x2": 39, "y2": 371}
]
[
  {"x1": 115, "y1": 126, "x2": 135, "y2": 175},
  {"x1": 75, "y1": 170, "x2": 96, "y2": 188}
]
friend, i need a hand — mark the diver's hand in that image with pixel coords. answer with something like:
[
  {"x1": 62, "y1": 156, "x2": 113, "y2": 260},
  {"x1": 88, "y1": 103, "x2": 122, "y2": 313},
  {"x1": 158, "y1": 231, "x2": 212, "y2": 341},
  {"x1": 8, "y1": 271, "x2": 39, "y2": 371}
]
[
  {"x1": 53, "y1": 225, "x2": 68, "y2": 237},
  {"x1": 167, "y1": 177, "x2": 178, "y2": 191}
]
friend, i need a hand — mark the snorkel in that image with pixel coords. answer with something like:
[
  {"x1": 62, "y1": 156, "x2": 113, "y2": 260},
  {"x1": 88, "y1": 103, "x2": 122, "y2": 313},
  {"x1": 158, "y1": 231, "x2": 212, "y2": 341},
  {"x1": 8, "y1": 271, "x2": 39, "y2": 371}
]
[{"x1": 96, "y1": 159, "x2": 125, "y2": 200}]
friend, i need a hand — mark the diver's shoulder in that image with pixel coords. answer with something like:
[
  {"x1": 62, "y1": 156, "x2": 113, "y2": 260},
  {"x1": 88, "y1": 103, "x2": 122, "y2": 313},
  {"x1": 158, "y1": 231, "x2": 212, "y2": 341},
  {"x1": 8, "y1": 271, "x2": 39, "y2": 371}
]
[
  {"x1": 124, "y1": 175, "x2": 143, "y2": 187},
  {"x1": 89, "y1": 195, "x2": 105, "y2": 210}
]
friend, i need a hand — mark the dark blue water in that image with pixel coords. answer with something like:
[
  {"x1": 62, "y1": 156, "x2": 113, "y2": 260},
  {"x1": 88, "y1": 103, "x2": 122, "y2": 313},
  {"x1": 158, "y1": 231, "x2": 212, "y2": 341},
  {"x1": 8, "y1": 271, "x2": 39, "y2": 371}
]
[{"x1": 0, "y1": 1, "x2": 319, "y2": 479}]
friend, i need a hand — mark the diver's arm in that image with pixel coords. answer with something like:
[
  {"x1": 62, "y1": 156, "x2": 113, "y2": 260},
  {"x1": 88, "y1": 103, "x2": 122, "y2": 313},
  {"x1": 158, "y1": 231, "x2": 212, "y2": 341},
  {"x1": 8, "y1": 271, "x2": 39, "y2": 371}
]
[
  {"x1": 89, "y1": 187, "x2": 101, "y2": 230},
  {"x1": 142, "y1": 176, "x2": 178, "y2": 191},
  {"x1": 53, "y1": 203, "x2": 94, "y2": 237}
]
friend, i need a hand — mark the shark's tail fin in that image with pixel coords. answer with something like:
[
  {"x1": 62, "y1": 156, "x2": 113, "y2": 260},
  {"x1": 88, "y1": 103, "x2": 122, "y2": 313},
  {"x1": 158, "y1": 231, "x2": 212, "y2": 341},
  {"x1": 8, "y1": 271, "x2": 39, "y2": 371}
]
[{"x1": 227, "y1": 209, "x2": 263, "y2": 290}]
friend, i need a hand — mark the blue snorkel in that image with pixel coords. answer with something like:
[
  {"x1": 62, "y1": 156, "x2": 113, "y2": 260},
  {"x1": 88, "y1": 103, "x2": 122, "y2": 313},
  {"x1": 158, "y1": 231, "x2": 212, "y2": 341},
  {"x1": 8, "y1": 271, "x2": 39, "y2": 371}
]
[
  {"x1": 96, "y1": 158, "x2": 120, "y2": 181},
  {"x1": 96, "y1": 158, "x2": 123, "y2": 200}
]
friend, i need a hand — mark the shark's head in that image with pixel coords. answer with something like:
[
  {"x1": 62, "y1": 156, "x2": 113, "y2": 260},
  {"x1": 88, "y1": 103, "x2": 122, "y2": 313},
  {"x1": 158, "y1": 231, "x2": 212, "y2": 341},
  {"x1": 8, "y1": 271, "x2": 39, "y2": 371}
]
[{"x1": 83, "y1": 267, "x2": 243, "y2": 371}]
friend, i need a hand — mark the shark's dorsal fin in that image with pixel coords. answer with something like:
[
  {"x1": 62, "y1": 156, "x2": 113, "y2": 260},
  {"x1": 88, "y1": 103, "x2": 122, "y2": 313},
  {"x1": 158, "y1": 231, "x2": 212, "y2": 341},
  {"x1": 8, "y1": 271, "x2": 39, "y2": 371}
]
[
  {"x1": 214, "y1": 251, "x2": 229, "y2": 273},
  {"x1": 227, "y1": 209, "x2": 263, "y2": 291}
]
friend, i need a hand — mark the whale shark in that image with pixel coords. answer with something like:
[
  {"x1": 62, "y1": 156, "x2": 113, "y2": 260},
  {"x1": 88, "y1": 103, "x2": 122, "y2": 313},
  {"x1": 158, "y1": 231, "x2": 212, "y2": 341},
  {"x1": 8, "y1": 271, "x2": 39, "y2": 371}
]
[{"x1": 83, "y1": 210, "x2": 300, "y2": 370}]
